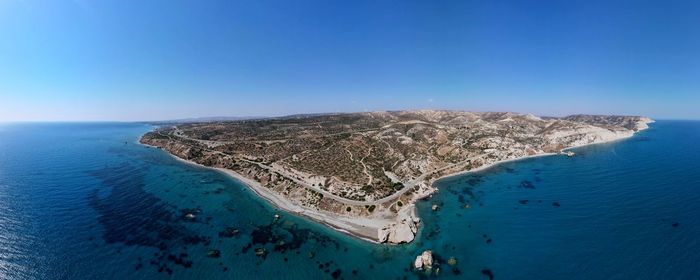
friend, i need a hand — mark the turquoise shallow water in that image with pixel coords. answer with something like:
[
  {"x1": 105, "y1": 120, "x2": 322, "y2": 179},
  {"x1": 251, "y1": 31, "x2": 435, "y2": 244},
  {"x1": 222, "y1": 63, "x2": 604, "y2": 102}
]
[{"x1": 0, "y1": 121, "x2": 698, "y2": 279}]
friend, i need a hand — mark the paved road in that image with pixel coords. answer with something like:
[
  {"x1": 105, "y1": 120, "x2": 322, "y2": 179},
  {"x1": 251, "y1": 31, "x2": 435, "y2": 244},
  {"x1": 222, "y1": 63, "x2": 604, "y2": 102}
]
[{"x1": 156, "y1": 129, "x2": 486, "y2": 206}]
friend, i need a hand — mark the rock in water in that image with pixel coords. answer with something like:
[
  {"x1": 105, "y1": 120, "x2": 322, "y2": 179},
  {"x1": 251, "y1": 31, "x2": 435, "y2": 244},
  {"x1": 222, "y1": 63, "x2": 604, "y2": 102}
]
[
  {"x1": 421, "y1": 250, "x2": 433, "y2": 268},
  {"x1": 254, "y1": 248, "x2": 267, "y2": 257},
  {"x1": 219, "y1": 227, "x2": 239, "y2": 237},
  {"x1": 414, "y1": 250, "x2": 434, "y2": 270},
  {"x1": 207, "y1": 250, "x2": 221, "y2": 258},
  {"x1": 414, "y1": 255, "x2": 424, "y2": 269}
]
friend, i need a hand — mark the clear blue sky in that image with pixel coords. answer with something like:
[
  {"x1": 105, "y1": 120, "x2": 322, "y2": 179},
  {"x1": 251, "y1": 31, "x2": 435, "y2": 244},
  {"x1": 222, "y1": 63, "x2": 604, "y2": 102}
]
[{"x1": 1, "y1": 0, "x2": 698, "y2": 121}]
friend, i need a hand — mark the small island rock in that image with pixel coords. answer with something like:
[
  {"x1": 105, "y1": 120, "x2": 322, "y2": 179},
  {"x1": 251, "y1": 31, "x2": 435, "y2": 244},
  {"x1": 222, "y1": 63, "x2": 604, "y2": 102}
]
[{"x1": 414, "y1": 250, "x2": 433, "y2": 269}]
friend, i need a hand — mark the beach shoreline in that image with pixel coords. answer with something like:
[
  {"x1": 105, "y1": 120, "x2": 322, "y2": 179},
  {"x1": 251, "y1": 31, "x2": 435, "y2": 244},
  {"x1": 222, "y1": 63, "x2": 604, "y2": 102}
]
[
  {"x1": 141, "y1": 139, "x2": 385, "y2": 243},
  {"x1": 139, "y1": 122, "x2": 651, "y2": 244}
]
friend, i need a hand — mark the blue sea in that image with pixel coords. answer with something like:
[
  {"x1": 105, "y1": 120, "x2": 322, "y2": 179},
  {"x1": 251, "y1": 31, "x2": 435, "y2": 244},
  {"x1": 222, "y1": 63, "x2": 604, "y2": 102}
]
[{"x1": 0, "y1": 121, "x2": 698, "y2": 279}]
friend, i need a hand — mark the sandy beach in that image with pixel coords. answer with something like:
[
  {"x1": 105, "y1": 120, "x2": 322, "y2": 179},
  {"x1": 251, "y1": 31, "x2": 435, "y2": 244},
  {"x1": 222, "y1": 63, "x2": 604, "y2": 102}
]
[{"x1": 142, "y1": 140, "x2": 387, "y2": 243}]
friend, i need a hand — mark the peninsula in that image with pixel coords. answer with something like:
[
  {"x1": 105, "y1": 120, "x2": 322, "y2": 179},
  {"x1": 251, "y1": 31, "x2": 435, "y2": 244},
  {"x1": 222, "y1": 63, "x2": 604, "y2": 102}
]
[{"x1": 140, "y1": 110, "x2": 653, "y2": 244}]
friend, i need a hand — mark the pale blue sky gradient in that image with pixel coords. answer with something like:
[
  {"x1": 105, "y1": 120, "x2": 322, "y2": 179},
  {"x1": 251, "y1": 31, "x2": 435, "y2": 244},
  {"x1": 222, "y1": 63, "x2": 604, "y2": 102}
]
[{"x1": 1, "y1": 0, "x2": 699, "y2": 121}]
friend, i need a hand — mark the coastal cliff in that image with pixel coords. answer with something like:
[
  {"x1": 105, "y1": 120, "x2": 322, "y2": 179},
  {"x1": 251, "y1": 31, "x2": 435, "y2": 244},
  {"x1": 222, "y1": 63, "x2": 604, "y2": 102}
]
[{"x1": 140, "y1": 110, "x2": 653, "y2": 244}]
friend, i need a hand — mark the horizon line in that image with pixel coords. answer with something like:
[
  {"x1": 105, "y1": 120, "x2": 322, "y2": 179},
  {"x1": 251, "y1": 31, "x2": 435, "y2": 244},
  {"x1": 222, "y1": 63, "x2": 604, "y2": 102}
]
[{"x1": 1, "y1": 109, "x2": 698, "y2": 123}]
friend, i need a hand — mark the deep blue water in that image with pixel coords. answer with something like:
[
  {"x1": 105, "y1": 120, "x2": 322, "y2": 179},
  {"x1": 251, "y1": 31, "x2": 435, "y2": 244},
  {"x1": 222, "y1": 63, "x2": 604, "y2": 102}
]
[{"x1": 0, "y1": 121, "x2": 698, "y2": 279}]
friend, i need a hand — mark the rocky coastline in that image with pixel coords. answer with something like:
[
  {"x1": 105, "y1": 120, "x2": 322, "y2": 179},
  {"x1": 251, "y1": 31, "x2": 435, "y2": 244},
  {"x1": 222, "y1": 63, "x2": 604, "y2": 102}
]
[{"x1": 140, "y1": 111, "x2": 654, "y2": 244}]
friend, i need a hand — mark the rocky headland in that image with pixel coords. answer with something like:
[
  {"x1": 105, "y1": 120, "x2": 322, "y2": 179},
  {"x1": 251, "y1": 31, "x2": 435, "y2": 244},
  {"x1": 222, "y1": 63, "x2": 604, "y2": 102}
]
[{"x1": 140, "y1": 110, "x2": 653, "y2": 244}]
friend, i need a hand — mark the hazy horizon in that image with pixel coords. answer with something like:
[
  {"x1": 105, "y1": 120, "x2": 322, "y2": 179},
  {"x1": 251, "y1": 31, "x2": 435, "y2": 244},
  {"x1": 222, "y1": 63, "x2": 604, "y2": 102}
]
[
  {"x1": 2, "y1": 0, "x2": 699, "y2": 122},
  {"x1": 0, "y1": 109, "x2": 695, "y2": 124}
]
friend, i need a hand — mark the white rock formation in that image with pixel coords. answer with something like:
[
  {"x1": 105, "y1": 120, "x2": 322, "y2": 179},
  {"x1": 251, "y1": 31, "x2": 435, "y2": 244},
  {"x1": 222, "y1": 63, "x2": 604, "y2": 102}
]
[
  {"x1": 414, "y1": 250, "x2": 433, "y2": 269},
  {"x1": 378, "y1": 218, "x2": 419, "y2": 244},
  {"x1": 414, "y1": 255, "x2": 424, "y2": 269},
  {"x1": 378, "y1": 227, "x2": 390, "y2": 243},
  {"x1": 544, "y1": 125, "x2": 634, "y2": 148},
  {"x1": 635, "y1": 117, "x2": 654, "y2": 131}
]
